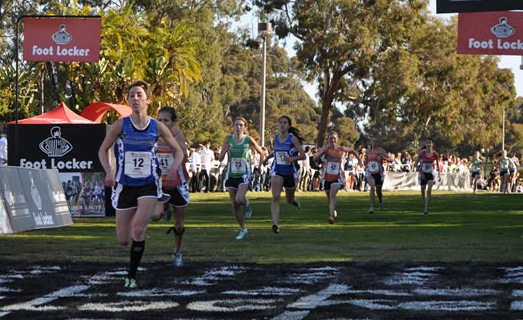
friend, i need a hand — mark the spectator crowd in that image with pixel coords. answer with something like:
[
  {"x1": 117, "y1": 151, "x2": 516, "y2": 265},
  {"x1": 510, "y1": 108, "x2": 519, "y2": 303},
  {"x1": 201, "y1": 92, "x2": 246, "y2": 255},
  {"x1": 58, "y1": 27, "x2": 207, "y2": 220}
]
[{"x1": 184, "y1": 142, "x2": 522, "y2": 194}]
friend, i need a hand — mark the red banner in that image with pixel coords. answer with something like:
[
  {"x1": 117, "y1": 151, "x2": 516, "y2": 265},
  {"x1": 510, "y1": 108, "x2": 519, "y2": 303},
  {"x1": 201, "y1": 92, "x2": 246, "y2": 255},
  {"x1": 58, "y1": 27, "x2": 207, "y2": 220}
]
[
  {"x1": 458, "y1": 12, "x2": 523, "y2": 56},
  {"x1": 23, "y1": 17, "x2": 101, "y2": 62}
]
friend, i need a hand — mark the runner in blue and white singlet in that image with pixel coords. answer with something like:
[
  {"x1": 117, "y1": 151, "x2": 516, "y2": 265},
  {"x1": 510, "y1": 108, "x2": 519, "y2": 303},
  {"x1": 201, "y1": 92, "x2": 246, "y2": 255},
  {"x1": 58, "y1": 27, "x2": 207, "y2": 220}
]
[
  {"x1": 114, "y1": 116, "x2": 162, "y2": 188},
  {"x1": 98, "y1": 80, "x2": 184, "y2": 289},
  {"x1": 271, "y1": 133, "x2": 300, "y2": 179},
  {"x1": 266, "y1": 116, "x2": 306, "y2": 234}
]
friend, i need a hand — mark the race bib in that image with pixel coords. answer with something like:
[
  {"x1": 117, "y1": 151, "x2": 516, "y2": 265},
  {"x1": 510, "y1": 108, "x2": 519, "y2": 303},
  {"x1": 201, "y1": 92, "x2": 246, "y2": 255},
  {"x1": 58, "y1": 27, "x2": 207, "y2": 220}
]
[
  {"x1": 422, "y1": 162, "x2": 433, "y2": 173},
  {"x1": 124, "y1": 151, "x2": 152, "y2": 178},
  {"x1": 325, "y1": 161, "x2": 340, "y2": 175},
  {"x1": 231, "y1": 157, "x2": 248, "y2": 174},
  {"x1": 368, "y1": 161, "x2": 380, "y2": 173},
  {"x1": 157, "y1": 153, "x2": 174, "y2": 175},
  {"x1": 275, "y1": 151, "x2": 288, "y2": 165}
]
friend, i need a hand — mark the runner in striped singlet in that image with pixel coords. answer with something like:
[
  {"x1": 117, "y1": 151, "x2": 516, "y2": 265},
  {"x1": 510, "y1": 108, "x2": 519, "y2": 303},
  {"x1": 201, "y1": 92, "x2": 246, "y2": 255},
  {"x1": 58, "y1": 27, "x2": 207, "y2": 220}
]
[{"x1": 98, "y1": 81, "x2": 184, "y2": 288}]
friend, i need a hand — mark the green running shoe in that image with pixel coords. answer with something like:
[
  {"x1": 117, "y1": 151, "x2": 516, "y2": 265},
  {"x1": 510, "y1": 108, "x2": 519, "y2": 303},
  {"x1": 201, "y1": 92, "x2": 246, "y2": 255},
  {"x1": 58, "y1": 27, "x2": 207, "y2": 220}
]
[{"x1": 124, "y1": 277, "x2": 137, "y2": 288}]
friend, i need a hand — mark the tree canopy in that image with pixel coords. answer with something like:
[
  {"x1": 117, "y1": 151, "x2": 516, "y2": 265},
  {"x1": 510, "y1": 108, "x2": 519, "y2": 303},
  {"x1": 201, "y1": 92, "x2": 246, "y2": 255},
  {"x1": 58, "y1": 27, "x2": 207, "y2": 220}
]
[
  {"x1": 254, "y1": 0, "x2": 517, "y2": 155},
  {"x1": 0, "y1": 0, "x2": 522, "y2": 156}
]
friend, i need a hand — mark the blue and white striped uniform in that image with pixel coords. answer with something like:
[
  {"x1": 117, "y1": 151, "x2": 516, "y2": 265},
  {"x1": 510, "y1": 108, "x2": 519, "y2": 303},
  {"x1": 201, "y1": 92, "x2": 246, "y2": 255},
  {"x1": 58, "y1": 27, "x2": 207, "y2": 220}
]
[
  {"x1": 270, "y1": 133, "x2": 300, "y2": 185},
  {"x1": 114, "y1": 116, "x2": 161, "y2": 187}
]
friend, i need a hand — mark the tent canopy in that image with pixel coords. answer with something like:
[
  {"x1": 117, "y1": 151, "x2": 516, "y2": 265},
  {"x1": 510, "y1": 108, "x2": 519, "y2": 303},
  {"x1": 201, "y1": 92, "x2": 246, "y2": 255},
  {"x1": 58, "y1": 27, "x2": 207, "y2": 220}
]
[
  {"x1": 80, "y1": 102, "x2": 131, "y2": 123},
  {"x1": 8, "y1": 102, "x2": 94, "y2": 124}
]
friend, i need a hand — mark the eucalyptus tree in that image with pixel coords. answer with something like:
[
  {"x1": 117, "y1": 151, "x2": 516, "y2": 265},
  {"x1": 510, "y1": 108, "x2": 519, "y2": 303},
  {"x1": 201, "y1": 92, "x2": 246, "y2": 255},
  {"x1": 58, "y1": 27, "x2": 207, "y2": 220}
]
[
  {"x1": 218, "y1": 31, "x2": 319, "y2": 147},
  {"x1": 254, "y1": 0, "x2": 516, "y2": 153},
  {"x1": 366, "y1": 15, "x2": 514, "y2": 154},
  {"x1": 254, "y1": 0, "x2": 431, "y2": 146},
  {"x1": 502, "y1": 96, "x2": 523, "y2": 154}
]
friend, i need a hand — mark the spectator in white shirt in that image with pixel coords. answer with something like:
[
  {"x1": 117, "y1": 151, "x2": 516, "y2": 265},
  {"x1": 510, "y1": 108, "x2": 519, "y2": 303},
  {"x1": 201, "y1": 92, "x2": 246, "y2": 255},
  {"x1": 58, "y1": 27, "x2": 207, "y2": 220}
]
[
  {"x1": 199, "y1": 141, "x2": 215, "y2": 192},
  {"x1": 190, "y1": 146, "x2": 202, "y2": 192},
  {"x1": 0, "y1": 132, "x2": 7, "y2": 165}
]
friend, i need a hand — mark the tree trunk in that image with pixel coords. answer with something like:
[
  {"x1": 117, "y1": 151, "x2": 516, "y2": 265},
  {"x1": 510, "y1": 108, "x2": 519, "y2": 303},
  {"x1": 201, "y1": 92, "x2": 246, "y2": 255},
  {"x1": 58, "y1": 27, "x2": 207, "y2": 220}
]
[{"x1": 316, "y1": 68, "x2": 338, "y2": 147}]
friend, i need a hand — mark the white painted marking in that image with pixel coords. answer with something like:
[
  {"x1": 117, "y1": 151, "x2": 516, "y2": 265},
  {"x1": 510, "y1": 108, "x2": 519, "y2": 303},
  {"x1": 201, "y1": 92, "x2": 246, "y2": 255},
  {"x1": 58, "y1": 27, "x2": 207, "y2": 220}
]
[
  {"x1": 500, "y1": 266, "x2": 523, "y2": 284},
  {"x1": 513, "y1": 290, "x2": 523, "y2": 297},
  {"x1": 187, "y1": 298, "x2": 278, "y2": 312},
  {"x1": 223, "y1": 287, "x2": 301, "y2": 296},
  {"x1": 399, "y1": 300, "x2": 494, "y2": 311},
  {"x1": 185, "y1": 266, "x2": 246, "y2": 286},
  {"x1": 271, "y1": 310, "x2": 310, "y2": 320},
  {"x1": 340, "y1": 298, "x2": 495, "y2": 311},
  {"x1": 503, "y1": 266, "x2": 523, "y2": 274},
  {"x1": 118, "y1": 288, "x2": 204, "y2": 297},
  {"x1": 84, "y1": 273, "x2": 112, "y2": 285},
  {"x1": 510, "y1": 300, "x2": 523, "y2": 310},
  {"x1": 79, "y1": 300, "x2": 179, "y2": 312},
  {"x1": 286, "y1": 272, "x2": 331, "y2": 285},
  {"x1": 29, "y1": 266, "x2": 61, "y2": 274},
  {"x1": 283, "y1": 267, "x2": 339, "y2": 285},
  {"x1": 346, "y1": 289, "x2": 411, "y2": 297},
  {"x1": 1, "y1": 285, "x2": 88, "y2": 312},
  {"x1": 288, "y1": 284, "x2": 350, "y2": 309},
  {"x1": 0, "y1": 274, "x2": 23, "y2": 280},
  {"x1": 406, "y1": 266, "x2": 444, "y2": 272},
  {"x1": 347, "y1": 299, "x2": 395, "y2": 310},
  {"x1": 413, "y1": 288, "x2": 499, "y2": 296},
  {"x1": 384, "y1": 271, "x2": 436, "y2": 285}
]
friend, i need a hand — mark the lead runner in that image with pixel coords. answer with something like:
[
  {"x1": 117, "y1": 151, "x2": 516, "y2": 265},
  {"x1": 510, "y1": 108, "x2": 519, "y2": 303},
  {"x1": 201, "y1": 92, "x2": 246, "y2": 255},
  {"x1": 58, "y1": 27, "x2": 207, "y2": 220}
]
[{"x1": 98, "y1": 80, "x2": 184, "y2": 288}]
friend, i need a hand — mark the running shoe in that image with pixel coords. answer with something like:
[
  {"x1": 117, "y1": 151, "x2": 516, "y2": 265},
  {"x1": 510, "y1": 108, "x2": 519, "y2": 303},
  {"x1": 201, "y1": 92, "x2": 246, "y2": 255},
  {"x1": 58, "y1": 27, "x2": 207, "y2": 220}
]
[
  {"x1": 272, "y1": 224, "x2": 280, "y2": 234},
  {"x1": 424, "y1": 211, "x2": 428, "y2": 216},
  {"x1": 292, "y1": 198, "x2": 301, "y2": 209},
  {"x1": 328, "y1": 216, "x2": 334, "y2": 224},
  {"x1": 368, "y1": 207, "x2": 374, "y2": 214},
  {"x1": 244, "y1": 202, "x2": 252, "y2": 219},
  {"x1": 333, "y1": 210, "x2": 338, "y2": 217},
  {"x1": 236, "y1": 228, "x2": 248, "y2": 240},
  {"x1": 124, "y1": 277, "x2": 137, "y2": 288},
  {"x1": 172, "y1": 252, "x2": 183, "y2": 267}
]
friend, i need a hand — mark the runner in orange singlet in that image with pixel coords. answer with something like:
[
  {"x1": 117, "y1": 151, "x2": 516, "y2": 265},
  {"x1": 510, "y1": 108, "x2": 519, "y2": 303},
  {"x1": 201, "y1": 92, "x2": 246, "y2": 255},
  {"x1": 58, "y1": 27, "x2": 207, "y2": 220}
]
[
  {"x1": 414, "y1": 138, "x2": 441, "y2": 215},
  {"x1": 365, "y1": 137, "x2": 392, "y2": 213},
  {"x1": 313, "y1": 132, "x2": 363, "y2": 224}
]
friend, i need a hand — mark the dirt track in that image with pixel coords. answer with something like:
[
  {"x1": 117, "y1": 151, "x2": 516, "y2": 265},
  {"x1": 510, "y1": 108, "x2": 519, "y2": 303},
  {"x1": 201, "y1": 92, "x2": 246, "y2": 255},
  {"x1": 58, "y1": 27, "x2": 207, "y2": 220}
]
[{"x1": 0, "y1": 261, "x2": 522, "y2": 319}]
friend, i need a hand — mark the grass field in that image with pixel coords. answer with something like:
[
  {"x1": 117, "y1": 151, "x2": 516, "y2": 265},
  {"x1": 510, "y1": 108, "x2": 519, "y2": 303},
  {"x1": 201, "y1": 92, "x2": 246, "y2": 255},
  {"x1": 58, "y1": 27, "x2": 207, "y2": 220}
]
[{"x1": 1, "y1": 191, "x2": 522, "y2": 264}]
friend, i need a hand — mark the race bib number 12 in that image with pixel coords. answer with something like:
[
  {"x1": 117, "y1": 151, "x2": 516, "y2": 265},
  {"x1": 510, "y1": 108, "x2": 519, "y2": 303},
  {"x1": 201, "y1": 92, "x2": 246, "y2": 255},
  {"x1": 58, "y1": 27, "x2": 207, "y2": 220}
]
[{"x1": 124, "y1": 151, "x2": 152, "y2": 178}]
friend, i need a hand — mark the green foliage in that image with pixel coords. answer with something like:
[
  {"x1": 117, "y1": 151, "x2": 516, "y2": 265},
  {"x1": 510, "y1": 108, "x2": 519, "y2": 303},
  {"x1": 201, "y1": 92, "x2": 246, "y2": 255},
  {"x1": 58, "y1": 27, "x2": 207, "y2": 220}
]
[
  {"x1": 255, "y1": 0, "x2": 519, "y2": 154},
  {"x1": 2, "y1": 0, "x2": 522, "y2": 158}
]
